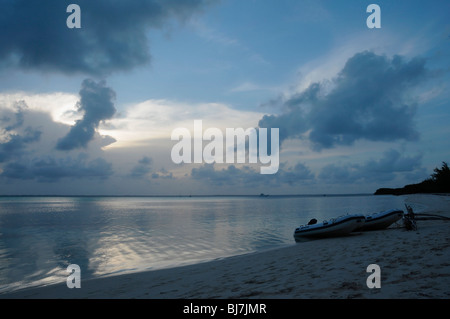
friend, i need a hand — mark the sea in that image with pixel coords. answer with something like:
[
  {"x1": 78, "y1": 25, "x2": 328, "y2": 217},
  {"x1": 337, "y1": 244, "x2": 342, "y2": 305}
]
[{"x1": 0, "y1": 194, "x2": 407, "y2": 294}]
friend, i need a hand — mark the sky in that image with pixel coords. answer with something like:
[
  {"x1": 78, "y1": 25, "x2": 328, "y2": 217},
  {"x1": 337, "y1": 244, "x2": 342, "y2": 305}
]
[{"x1": 0, "y1": 0, "x2": 449, "y2": 195}]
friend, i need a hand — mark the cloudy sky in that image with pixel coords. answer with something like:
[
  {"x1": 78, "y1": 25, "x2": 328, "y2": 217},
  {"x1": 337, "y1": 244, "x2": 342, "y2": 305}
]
[{"x1": 0, "y1": 0, "x2": 449, "y2": 195}]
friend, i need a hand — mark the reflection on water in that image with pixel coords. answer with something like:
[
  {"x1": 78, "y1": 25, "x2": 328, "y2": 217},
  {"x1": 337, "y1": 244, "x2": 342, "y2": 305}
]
[{"x1": 0, "y1": 195, "x2": 406, "y2": 293}]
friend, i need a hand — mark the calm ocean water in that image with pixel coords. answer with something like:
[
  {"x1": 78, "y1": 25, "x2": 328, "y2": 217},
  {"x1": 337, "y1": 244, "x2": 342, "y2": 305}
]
[{"x1": 0, "y1": 194, "x2": 406, "y2": 293}]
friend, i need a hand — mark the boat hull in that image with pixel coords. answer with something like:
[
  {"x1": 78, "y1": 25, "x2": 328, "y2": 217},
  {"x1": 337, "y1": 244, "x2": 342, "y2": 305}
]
[
  {"x1": 357, "y1": 209, "x2": 404, "y2": 231},
  {"x1": 294, "y1": 214, "x2": 365, "y2": 240}
]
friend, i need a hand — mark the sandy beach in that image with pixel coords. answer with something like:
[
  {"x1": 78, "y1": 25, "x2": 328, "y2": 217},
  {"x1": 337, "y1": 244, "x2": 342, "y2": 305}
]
[{"x1": 1, "y1": 194, "x2": 449, "y2": 299}]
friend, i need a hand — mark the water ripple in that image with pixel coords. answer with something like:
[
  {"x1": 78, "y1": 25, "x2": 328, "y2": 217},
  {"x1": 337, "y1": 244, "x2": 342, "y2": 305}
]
[{"x1": 0, "y1": 195, "x2": 406, "y2": 293}]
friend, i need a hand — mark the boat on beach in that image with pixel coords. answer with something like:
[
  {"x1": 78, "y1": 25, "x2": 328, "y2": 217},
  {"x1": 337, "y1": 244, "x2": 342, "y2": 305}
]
[
  {"x1": 293, "y1": 214, "x2": 365, "y2": 240},
  {"x1": 355, "y1": 209, "x2": 404, "y2": 231}
]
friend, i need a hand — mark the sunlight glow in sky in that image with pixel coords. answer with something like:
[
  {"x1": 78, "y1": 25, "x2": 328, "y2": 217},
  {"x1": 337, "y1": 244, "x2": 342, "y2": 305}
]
[{"x1": 0, "y1": 0, "x2": 449, "y2": 195}]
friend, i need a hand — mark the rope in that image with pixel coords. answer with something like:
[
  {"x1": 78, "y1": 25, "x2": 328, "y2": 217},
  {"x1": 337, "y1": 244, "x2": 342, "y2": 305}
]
[{"x1": 413, "y1": 213, "x2": 450, "y2": 221}]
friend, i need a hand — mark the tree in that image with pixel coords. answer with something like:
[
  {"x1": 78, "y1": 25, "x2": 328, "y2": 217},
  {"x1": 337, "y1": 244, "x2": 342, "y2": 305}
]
[
  {"x1": 374, "y1": 161, "x2": 450, "y2": 195},
  {"x1": 431, "y1": 162, "x2": 450, "y2": 192}
]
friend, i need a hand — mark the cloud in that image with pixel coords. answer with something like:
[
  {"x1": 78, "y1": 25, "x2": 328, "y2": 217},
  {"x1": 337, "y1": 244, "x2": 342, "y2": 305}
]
[
  {"x1": 0, "y1": 92, "x2": 80, "y2": 126},
  {"x1": 3, "y1": 100, "x2": 26, "y2": 131},
  {"x1": 318, "y1": 149, "x2": 424, "y2": 184},
  {"x1": 56, "y1": 79, "x2": 116, "y2": 151},
  {"x1": 276, "y1": 162, "x2": 315, "y2": 186},
  {"x1": 191, "y1": 162, "x2": 314, "y2": 187},
  {"x1": 0, "y1": 101, "x2": 42, "y2": 162},
  {"x1": 151, "y1": 167, "x2": 174, "y2": 180},
  {"x1": 103, "y1": 99, "x2": 265, "y2": 148},
  {"x1": 0, "y1": 0, "x2": 214, "y2": 76},
  {"x1": 130, "y1": 156, "x2": 153, "y2": 178},
  {"x1": 1, "y1": 154, "x2": 113, "y2": 182},
  {"x1": 259, "y1": 51, "x2": 428, "y2": 150},
  {"x1": 191, "y1": 164, "x2": 251, "y2": 186},
  {"x1": 128, "y1": 156, "x2": 175, "y2": 181},
  {"x1": 187, "y1": 148, "x2": 423, "y2": 191},
  {"x1": 0, "y1": 128, "x2": 41, "y2": 163},
  {"x1": 0, "y1": 93, "x2": 114, "y2": 184}
]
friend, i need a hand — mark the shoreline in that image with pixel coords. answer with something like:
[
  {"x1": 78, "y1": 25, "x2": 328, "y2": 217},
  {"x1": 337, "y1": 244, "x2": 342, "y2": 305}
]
[{"x1": 1, "y1": 194, "x2": 449, "y2": 299}]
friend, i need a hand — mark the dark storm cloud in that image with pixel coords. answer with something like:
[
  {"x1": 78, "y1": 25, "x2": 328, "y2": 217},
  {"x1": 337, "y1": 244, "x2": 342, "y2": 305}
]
[
  {"x1": 0, "y1": 128, "x2": 41, "y2": 163},
  {"x1": 0, "y1": 102, "x2": 42, "y2": 162},
  {"x1": 0, "y1": 0, "x2": 213, "y2": 75},
  {"x1": 56, "y1": 79, "x2": 116, "y2": 150},
  {"x1": 1, "y1": 154, "x2": 113, "y2": 182},
  {"x1": 0, "y1": 101, "x2": 113, "y2": 182},
  {"x1": 318, "y1": 149, "x2": 423, "y2": 184},
  {"x1": 259, "y1": 51, "x2": 428, "y2": 150}
]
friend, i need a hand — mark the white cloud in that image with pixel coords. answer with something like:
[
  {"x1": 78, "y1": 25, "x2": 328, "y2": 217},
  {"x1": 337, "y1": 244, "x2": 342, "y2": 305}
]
[
  {"x1": 0, "y1": 92, "x2": 79, "y2": 125},
  {"x1": 1, "y1": 92, "x2": 266, "y2": 150},
  {"x1": 102, "y1": 99, "x2": 266, "y2": 148}
]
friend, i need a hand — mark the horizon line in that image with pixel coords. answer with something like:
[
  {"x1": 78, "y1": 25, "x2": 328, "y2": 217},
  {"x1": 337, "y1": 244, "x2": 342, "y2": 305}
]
[{"x1": 0, "y1": 193, "x2": 376, "y2": 198}]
